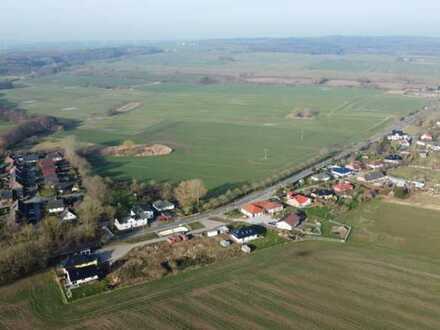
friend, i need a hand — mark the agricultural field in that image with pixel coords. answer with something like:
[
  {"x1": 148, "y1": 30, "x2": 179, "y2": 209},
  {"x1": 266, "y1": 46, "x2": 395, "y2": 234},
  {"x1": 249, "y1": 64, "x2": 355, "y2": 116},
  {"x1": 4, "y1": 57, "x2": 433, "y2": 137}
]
[
  {"x1": 1, "y1": 201, "x2": 440, "y2": 329},
  {"x1": 2, "y1": 55, "x2": 426, "y2": 193}
]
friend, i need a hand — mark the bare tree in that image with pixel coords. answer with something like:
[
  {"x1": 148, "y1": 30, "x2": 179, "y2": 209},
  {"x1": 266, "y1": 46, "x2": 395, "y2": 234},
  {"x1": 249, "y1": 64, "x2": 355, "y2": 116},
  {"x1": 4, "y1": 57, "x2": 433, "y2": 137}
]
[{"x1": 174, "y1": 179, "x2": 207, "y2": 209}]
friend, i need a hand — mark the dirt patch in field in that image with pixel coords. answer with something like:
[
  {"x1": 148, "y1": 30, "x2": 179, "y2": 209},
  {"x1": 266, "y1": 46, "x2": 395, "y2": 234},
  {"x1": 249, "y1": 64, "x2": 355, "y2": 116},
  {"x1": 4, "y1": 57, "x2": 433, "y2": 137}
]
[
  {"x1": 101, "y1": 143, "x2": 173, "y2": 157},
  {"x1": 108, "y1": 102, "x2": 142, "y2": 116},
  {"x1": 383, "y1": 193, "x2": 440, "y2": 212},
  {"x1": 109, "y1": 236, "x2": 242, "y2": 287},
  {"x1": 287, "y1": 108, "x2": 320, "y2": 119}
]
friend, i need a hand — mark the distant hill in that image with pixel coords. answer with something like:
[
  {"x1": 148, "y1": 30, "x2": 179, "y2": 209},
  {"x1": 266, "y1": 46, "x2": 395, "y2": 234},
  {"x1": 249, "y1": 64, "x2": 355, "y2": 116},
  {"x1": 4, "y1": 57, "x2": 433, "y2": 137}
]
[
  {"x1": 200, "y1": 36, "x2": 440, "y2": 56},
  {"x1": 0, "y1": 46, "x2": 163, "y2": 76}
]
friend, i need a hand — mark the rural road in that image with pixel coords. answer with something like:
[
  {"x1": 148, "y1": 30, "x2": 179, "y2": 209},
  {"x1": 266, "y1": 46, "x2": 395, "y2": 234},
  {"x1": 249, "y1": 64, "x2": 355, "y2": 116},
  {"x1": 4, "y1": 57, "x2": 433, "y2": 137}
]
[{"x1": 98, "y1": 104, "x2": 435, "y2": 263}]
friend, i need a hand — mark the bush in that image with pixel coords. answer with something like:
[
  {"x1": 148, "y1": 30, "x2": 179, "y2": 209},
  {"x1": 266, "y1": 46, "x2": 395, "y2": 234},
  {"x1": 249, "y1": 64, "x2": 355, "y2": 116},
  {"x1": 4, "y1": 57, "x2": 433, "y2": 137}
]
[{"x1": 394, "y1": 187, "x2": 410, "y2": 199}]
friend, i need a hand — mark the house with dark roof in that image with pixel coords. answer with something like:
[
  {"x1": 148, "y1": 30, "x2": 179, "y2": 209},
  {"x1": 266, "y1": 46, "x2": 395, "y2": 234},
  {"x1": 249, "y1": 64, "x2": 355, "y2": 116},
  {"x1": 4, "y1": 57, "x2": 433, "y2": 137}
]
[
  {"x1": 311, "y1": 189, "x2": 335, "y2": 200},
  {"x1": 276, "y1": 212, "x2": 306, "y2": 231},
  {"x1": 61, "y1": 252, "x2": 101, "y2": 288},
  {"x1": 230, "y1": 226, "x2": 264, "y2": 244},
  {"x1": 358, "y1": 171, "x2": 387, "y2": 183},
  {"x1": 384, "y1": 154, "x2": 403, "y2": 165},
  {"x1": 330, "y1": 166, "x2": 352, "y2": 178},
  {"x1": 18, "y1": 198, "x2": 44, "y2": 223},
  {"x1": 47, "y1": 199, "x2": 65, "y2": 214}
]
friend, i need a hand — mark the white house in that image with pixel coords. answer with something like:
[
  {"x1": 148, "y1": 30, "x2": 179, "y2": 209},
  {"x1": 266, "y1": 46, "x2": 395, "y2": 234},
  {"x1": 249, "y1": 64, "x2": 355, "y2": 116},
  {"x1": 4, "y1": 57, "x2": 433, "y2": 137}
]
[
  {"x1": 310, "y1": 173, "x2": 331, "y2": 182},
  {"x1": 47, "y1": 199, "x2": 65, "y2": 214},
  {"x1": 276, "y1": 213, "x2": 305, "y2": 231},
  {"x1": 114, "y1": 215, "x2": 149, "y2": 231},
  {"x1": 152, "y1": 200, "x2": 175, "y2": 212},
  {"x1": 61, "y1": 253, "x2": 100, "y2": 288},
  {"x1": 387, "y1": 130, "x2": 411, "y2": 142},
  {"x1": 388, "y1": 176, "x2": 407, "y2": 188},
  {"x1": 230, "y1": 227, "x2": 260, "y2": 244},
  {"x1": 60, "y1": 208, "x2": 77, "y2": 222},
  {"x1": 286, "y1": 192, "x2": 312, "y2": 208},
  {"x1": 420, "y1": 133, "x2": 433, "y2": 142},
  {"x1": 63, "y1": 267, "x2": 99, "y2": 288}
]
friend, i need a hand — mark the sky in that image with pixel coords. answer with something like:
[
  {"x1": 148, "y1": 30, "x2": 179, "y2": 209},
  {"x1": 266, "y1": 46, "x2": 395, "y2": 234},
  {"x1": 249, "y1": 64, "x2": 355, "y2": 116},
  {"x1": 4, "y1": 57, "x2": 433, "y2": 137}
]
[{"x1": 1, "y1": 0, "x2": 440, "y2": 41}]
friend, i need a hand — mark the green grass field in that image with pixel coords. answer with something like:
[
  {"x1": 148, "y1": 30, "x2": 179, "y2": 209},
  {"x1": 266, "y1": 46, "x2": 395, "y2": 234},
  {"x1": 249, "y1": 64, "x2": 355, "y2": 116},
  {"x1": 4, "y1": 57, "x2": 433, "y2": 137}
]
[
  {"x1": 1, "y1": 200, "x2": 440, "y2": 329},
  {"x1": 2, "y1": 68, "x2": 425, "y2": 192}
]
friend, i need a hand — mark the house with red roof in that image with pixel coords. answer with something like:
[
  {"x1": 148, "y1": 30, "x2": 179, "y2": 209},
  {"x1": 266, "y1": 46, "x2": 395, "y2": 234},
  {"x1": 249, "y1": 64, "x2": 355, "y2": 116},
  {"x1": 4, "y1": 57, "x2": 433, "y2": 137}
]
[
  {"x1": 345, "y1": 161, "x2": 363, "y2": 172},
  {"x1": 367, "y1": 160, "x2": 384, "y2": 170},
  {"x1": 286, "y1": 192, "x2": 312, "y2": 208},
  {"x1": 420, "y1": 133, "x2": 433, "y2": 142},
  {"x1": 240, "y1": 200, "x2": 283, "y2": 218},
  {"x1": 333, "y1": 182, "x2": 354, "y2": 194}
]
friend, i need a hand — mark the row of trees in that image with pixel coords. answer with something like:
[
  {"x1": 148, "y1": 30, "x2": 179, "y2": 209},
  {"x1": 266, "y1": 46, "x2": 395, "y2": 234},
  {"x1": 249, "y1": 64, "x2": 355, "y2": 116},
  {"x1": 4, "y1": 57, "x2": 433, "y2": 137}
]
[
  {"x1": 126, "y1": 178, "x2": 208, "y2": 215},
  {"x1": 125, "y1": 150, "x2": 334, "y2": 216}
]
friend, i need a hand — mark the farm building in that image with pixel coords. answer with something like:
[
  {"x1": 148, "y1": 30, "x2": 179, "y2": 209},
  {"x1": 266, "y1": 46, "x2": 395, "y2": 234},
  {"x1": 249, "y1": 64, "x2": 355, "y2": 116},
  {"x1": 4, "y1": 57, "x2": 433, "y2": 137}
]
[
  {"x1": 286, "y1": 192, "x2": 312, "y2": 208},
  {"x1": 276, "y1": 212, "x2": 306, "y2": 231}
]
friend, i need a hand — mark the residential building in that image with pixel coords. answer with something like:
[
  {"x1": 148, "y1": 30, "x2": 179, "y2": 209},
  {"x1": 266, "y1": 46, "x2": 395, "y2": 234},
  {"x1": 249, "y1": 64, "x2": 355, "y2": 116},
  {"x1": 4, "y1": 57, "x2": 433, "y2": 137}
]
[
  {"x1": 310, "y1": 172, "x2": 331, "y2": 182},
  {"x1": 387, "y1": 176, "x2": 407, "y2": 188},
  {"x1": 152, "y1": 200, "x2": 175, "y2": 212},
  {"x1": 61, "y1": 252, "x2": 100, "y2": 288},
  {"x1": 60, "y1": 208, "x2": 77, "y2": 222},
  {"x1": 358, "y1": 171, "x2": 387, "y2": 183},
  {"x1": 387, "y1": 130, "x2": 411, "y2": 142},
  {"x1": 276, "y1": 212, "x2": 306, "y2": 231},
  {"x1": 367, "y1": 161, "x2": 384, "y2": 170},
  {"x1": 230, "y1": 226, "x2": 262, "y2": 244},
  {"x1": 420, "y1": 133, "x2": 433, "y2": 142},
  {"x1": 240, "y1": 200, "x2": 283, "y2": 218},
  {"x1": 330, "y1": 166, "x2": 352, "y2": 178},
  {"x1": 384, "y1": 154, "x2": 403, "y2": 165},
  {"x1": 286, "y1": 192, "x2": 312, "y2": 208},
  {"x1": 114, "y1": 204, "x2": 155, "y2": 231},
  {"x1": 47, "y1": 199, "x2": 65, "y2": 214},
  {"x1": 333, "y1": 182, "x2": 354, "y2": 194},
  {"x1": 311, "y1": 189, "x2": 335, "y2": 200}
]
